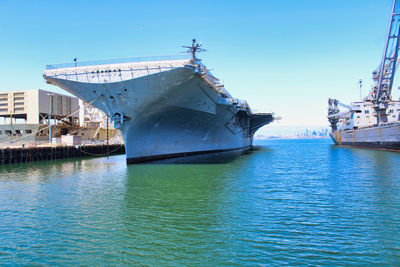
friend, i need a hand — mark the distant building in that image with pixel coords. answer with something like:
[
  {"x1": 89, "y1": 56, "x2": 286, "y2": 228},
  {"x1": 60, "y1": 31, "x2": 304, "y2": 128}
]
[
  {"x1": 0, "y1": 89, "x2": 79, "y2": 125},
  {"x1": 79, "y1": 99, "x2": 109, "y2": 129},
  {"x1": 0, "y1": 89, "x2": 120, "y2": 147}
]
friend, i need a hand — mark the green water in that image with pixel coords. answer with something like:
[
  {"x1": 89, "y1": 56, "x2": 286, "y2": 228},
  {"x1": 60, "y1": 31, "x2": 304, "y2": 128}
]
[{"x1": 1, "y1": 139, "x2": 400, "y2": 265}]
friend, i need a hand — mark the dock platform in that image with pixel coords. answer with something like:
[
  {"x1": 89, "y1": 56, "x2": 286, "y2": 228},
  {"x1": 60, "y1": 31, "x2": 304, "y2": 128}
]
[{"x1": 0, "y1": 144, "x2": 125, "y2": 164}]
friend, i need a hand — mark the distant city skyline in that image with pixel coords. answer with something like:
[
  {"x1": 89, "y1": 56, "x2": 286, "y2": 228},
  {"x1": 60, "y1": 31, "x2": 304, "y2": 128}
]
[
  {"x1": 255, "y1": 124, "x2": 329, "y2": 138},
  {"x1": 0, "y1": 0, "x2": 396, "y2": 129}
]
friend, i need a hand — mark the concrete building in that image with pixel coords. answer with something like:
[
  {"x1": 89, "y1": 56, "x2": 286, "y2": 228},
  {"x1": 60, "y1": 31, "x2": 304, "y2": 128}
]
[
  {"x1": 0, "y1": 89, "x2": 79, "y2": 125},
  {"x1": 0, "y1": 89, "x2": 120, "y2": 147}
]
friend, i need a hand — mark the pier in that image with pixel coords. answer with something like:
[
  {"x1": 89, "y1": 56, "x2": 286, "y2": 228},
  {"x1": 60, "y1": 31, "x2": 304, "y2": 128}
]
[{"x1": 0, "y1": 144, "x2": 125, "y2": 164}]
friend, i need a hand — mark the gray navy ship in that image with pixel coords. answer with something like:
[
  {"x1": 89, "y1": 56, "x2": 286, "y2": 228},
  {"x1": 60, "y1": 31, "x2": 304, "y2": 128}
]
[
  {"x1": 328, "y1": 0, "x2": 400, "y2": 151},
  {"x1": 43, "y1": 40, "x2": 274, "y2": 163}
]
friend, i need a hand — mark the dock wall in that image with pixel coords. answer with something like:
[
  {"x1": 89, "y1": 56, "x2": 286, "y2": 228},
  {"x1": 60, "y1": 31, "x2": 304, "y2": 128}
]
[{"x1": 0, "y1": 144, "x2": 125, "y2": 164}]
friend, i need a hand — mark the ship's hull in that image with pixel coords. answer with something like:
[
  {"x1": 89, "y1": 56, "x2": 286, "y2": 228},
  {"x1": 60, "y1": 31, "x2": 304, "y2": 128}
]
[
  {"x1": 44, "y1": 67, "x2": 271, "y2": 163},
  {"x1": 330, "y1": 123, "x2": 400, "y2": 151}
]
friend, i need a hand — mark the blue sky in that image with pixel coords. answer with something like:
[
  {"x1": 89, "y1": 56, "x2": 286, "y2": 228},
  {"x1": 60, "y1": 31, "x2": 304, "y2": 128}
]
[{"x1": 0, "y1": 0, "x2": 395, "y2": 131}]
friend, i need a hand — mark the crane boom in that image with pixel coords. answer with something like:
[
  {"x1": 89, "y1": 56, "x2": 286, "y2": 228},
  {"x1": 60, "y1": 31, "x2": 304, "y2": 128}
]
[
  {"x1": 328, "y1": 0, "x2": 400, "y2": 131},
  {"x1": 375, "y1": 0, "x2": 400, "y2": 103}
]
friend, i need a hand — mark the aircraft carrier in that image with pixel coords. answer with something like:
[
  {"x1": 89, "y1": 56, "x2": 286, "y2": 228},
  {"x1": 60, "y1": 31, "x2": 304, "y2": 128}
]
[
  {"x1": 328, "y1": 0, "x2": 400, "y2": 151},
  {"x1": 43, "y1": 40, "x2": 274, "y2": 163}
]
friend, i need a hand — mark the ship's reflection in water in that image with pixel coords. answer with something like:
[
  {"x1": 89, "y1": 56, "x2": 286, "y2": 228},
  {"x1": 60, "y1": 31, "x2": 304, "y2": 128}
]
[
  {"x1": 149, "y1": 147, "x2": 262, "y2": 164},
  {"x1": 1, "y1": 139, "x2": 400, "y2": 265}
]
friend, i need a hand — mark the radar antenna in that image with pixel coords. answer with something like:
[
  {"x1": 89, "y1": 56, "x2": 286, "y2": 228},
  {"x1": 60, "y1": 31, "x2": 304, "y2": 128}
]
[{"x1": 183, "y1": 39, "x2": 207, "y2": 61}]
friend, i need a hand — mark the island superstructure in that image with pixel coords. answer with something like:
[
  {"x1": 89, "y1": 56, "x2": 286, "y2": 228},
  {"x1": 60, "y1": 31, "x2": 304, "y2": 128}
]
[
  {"x1": 43, "y1": 40, "x2": 274, "y2": 163},
  {"x1": 328, "y1": 0, "x2": 400, "y2": 151}
]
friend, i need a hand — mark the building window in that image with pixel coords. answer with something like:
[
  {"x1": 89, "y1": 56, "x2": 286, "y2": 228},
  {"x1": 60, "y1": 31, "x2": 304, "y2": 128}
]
[
  {"x1": 25, "y1": 129, "x2": 32, "y2": 134},
  {"x1": 365, "y1": 110, "x2": 369, "y2": 114}
]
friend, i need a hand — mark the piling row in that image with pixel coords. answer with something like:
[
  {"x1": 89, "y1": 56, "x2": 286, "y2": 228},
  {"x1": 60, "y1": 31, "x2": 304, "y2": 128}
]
[{"x1": 0, "y1": 144, "x2": 125, "y2": 164}]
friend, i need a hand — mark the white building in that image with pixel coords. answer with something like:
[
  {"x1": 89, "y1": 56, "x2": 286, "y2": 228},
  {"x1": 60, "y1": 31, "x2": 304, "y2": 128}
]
[
  {"x1": 79, "y1": 99, "x2": 110, "y2": 129},
  {"x1": 0, "y1": 89, "x2": 79, "y2": 125},
  {"x1": 0, "y1": 89, "x2": 119, "y2": 147}
]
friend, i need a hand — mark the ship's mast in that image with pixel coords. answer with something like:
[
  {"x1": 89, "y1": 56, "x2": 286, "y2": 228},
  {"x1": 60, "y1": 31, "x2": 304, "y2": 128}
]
[
  {"x1": 372, "y1": 0, "x2": 400, "y2": 123},
  {"x1": 183, "y1": 39, "x2": 206, "y2": 61}
]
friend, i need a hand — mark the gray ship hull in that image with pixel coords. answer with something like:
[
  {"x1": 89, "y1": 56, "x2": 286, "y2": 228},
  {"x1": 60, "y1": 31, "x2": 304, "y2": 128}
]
[
  {"x1": 330, "y1": 123, "x2": 400, "y2": 151},
  {"x1": 44, "y1": 65, "x2": 273, "y2": 163}
]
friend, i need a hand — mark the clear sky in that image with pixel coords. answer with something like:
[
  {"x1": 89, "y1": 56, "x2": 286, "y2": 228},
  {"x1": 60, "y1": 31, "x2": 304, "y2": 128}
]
[{"x1": 0, "y1": 0, "x2": 396, "y2": 132}]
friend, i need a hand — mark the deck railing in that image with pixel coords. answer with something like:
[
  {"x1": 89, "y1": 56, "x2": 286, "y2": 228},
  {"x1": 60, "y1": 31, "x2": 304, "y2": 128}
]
[{"x1": 46, "y1": 54, "x2": 191, "y2": 70}]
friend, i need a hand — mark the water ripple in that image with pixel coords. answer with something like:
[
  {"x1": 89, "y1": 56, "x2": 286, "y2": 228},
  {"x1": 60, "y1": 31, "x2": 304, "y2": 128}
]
[{"x1": 0, "y1": 140, "x2": 400, "y2": 265}]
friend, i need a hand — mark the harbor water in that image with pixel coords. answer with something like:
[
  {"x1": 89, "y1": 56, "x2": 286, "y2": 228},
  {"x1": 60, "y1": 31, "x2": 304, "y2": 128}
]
[{"x1": 1, "y1": 139, "x2": 400, "y2": 265}]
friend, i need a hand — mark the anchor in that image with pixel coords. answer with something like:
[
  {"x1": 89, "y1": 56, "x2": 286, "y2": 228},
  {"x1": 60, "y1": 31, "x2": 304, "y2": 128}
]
[{"x1": 110, "y1": 112, "x2": 128, "y2": 129}]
